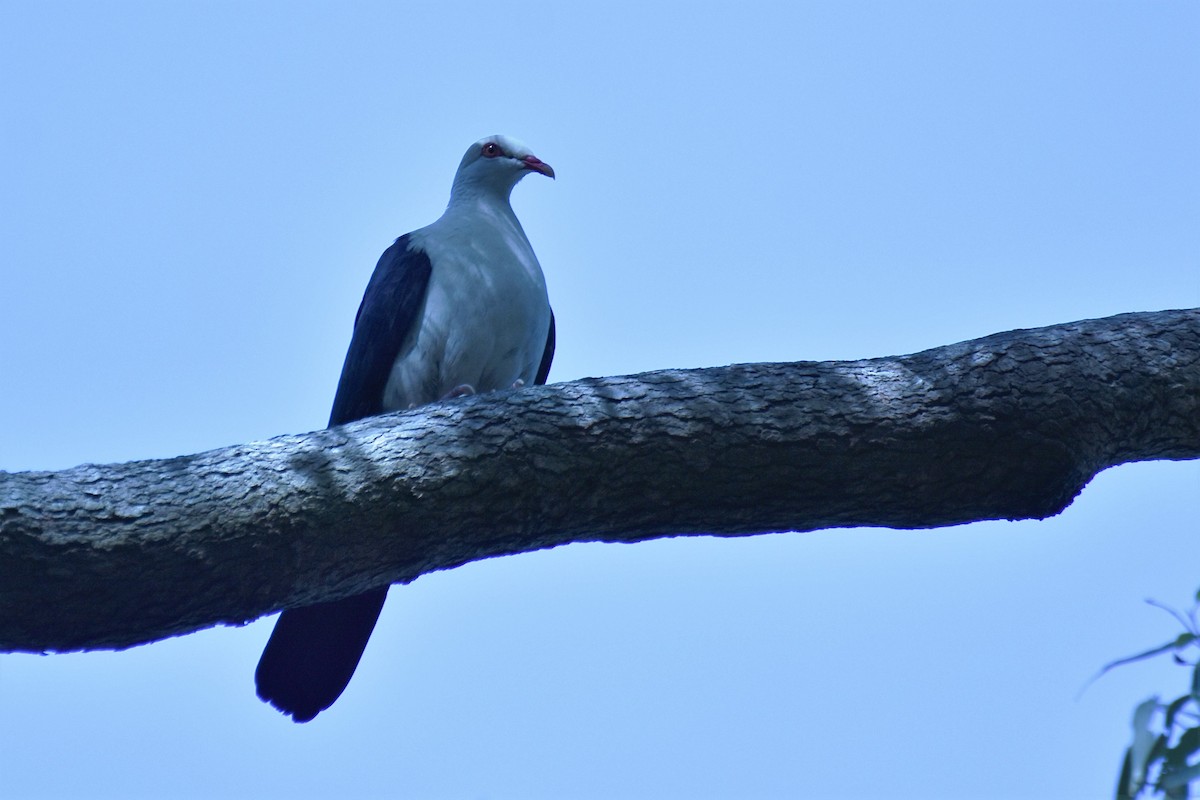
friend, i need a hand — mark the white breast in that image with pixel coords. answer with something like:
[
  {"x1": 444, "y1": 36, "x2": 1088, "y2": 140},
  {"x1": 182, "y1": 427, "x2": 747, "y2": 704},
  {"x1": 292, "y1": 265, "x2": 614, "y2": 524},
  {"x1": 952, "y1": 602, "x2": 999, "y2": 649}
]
[{"x1": 381, "y1": 203, "x2": 551, "y2": 410}]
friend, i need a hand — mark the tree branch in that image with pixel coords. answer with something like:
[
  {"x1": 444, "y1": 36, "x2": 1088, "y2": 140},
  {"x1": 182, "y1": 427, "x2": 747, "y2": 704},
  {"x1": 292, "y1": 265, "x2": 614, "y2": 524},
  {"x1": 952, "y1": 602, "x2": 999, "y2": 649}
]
[{"x1": 2, "y1": 309, "x2": 1198, "y2": 653}]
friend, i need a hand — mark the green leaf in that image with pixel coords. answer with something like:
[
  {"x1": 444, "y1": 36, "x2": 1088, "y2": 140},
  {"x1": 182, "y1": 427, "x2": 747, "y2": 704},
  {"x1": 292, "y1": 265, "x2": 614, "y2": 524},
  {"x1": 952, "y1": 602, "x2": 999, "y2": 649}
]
[
  {"x1": 1161, "y1": 761, "x2": 1200, "y2": 792},
  {"x1": 1117, "y1": 746, "x2": 1135, "y2": 800},
  {"x1": 1131, "y1": 697, "x2": 1162, "y2": 789},
  {"x1": 1167, "y1": 695, "x2": 1193, "y2": 730},
  {"x1": 1164, "y1": 781, "x2": 1190, "y2": 799},
  {"x1": 1100, "y1": 635, "x2": 1199, "y2": 679},
  {"x1": 1174, "y1": 728, "x2": 1200, "y2": 760},
  {"x1": 1147, "y1": 599, "x2": 1197, "y2": 634},
  {"x1": 1193, "y1": 663, "x2": 1200, "y2": 703},
  {"x1": 1154, "y1": 734, "x2": 1173, "y2": 768}
]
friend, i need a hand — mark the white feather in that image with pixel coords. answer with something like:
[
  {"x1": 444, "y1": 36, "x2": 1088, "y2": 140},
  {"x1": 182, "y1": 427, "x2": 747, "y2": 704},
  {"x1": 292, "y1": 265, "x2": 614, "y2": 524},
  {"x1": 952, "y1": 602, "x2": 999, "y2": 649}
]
[{"x1": 381, "y1": 136, "x2": 553, "y2": 408}]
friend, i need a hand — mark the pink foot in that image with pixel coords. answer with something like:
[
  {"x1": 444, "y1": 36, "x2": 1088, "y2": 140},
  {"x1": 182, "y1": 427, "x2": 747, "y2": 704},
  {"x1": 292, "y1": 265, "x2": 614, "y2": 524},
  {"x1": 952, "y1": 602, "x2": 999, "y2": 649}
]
[{"x1": 444, "y1": 384, "x2": 476, "y2": 399}]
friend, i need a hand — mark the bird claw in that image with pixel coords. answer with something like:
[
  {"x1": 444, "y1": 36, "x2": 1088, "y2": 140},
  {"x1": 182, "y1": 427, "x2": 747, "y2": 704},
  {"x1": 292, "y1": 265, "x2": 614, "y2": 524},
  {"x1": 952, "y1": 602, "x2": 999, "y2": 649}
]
[
  {"x1": 444, "y1": 384, "x2": 476, "y2": 399},
  {"x1": 511, "y1": 379, "x2": 525, "y2": 389}
]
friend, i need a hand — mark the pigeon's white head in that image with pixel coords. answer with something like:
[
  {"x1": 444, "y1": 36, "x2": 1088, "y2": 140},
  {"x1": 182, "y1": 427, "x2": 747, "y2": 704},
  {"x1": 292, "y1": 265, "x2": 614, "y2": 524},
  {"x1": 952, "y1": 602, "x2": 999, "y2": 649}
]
[{"x1": 449, "y1": 135, "x2": 554, "y2": 203}]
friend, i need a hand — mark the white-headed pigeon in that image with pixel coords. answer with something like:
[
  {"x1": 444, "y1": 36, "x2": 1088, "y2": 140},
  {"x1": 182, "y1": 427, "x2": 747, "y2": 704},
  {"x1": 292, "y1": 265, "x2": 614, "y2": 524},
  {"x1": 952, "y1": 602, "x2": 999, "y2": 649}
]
[{"x1": 255, "y1": 135, "x2": 556, "y2": 722}]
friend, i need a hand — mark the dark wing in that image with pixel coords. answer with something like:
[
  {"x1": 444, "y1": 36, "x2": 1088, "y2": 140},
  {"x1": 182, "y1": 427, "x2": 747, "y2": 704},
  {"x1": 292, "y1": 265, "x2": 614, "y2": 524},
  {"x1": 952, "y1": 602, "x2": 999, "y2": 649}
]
[
  {"x1": 255, "y1": 235, "x2": 431, "y2": 723},
  {"x1": 328, "y1": 234, "x2": 433, "y2": 426},
  {"x1": 535, "y1": 310, "x2": 555, "y2": 386}
]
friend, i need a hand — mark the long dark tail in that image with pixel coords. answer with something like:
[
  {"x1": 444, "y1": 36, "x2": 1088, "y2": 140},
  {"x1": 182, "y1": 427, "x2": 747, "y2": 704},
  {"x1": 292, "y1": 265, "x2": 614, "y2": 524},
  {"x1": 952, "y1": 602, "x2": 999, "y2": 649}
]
[{"x1": 255, "y1": 587, "x2": 389, "y2": 723}]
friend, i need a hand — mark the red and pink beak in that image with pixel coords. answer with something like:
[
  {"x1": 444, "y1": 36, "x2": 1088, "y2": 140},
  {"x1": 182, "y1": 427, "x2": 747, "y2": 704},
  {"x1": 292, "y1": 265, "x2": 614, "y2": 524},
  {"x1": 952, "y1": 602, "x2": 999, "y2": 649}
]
[{"x1": 522, "y1": 155, "x2": 555, "y2": 179}]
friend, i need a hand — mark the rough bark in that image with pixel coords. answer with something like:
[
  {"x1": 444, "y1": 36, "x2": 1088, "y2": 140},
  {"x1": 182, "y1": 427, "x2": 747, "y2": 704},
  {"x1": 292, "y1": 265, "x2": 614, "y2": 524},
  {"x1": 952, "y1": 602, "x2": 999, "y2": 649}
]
[{"x1": 2, "y1": 309, "x2": 1197, "y2": 653}]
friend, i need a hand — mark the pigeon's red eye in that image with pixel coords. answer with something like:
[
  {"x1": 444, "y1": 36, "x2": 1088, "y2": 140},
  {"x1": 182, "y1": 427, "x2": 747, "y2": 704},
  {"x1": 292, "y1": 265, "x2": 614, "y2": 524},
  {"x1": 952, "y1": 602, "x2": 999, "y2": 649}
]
[{"x1": 482, "y1": 142, "x2": 502, "y2": 158}]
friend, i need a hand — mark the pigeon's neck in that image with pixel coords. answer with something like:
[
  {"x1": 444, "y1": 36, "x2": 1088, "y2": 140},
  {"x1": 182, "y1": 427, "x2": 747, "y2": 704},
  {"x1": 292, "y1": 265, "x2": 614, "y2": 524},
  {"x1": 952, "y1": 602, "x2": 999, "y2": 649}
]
[
  {"x1": 447, "y1": 176, "x2": 516, "y2": 208},
  {"x1": 443, "y1": 181, "x2": 521, "y2": 228}
]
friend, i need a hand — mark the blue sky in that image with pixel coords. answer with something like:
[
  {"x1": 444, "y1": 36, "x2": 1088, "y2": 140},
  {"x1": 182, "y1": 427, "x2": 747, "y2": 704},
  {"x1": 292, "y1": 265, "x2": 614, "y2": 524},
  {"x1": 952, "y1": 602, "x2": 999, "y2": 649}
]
[{"x1": 1, "y1": 2, "x2": 1197, "y2": 797}]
